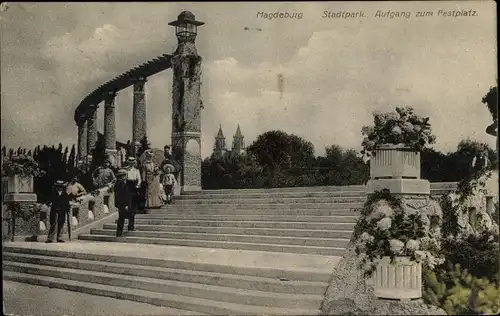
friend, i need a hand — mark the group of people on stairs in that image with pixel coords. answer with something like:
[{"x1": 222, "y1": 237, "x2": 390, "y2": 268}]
[{"x1": 44, "y1": 145, "x2": 179, "y2": 242}]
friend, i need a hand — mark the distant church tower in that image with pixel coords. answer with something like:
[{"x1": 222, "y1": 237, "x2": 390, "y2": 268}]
[
  {"x1": 213, "y1": 125, "x2": 227, "y2": 157},
  {"x1": 232, "y1": 124, "x2": 245, "y2": 155}
]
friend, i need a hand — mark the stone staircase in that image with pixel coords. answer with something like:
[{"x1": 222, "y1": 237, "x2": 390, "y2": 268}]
[
  {"x1": 80, "y1": 185, "x2": 366, "y2": 256},
  {"x1": 3, "y1": 183, "x2": 457, "y2": 315}
]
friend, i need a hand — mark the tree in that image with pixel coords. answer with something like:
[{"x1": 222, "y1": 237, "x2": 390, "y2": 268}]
[
  {"x1": 247, "y1": 130, "x2": 317, "y2": 187},
  {"x1": 201, "y1": 152, "x2": 264, "y2": 189},
  {"x1": 248, "y1": 130, "x2": 315, "y2": 169},
  {"x1": 68, "y1": 145, "x2": 76, "y2": 168},
  {"x1": 62, "y1": 146, "x2": 69, "y2": 165},
  {"x1": 482, "y1": 86, "x2": 498, "y2": 122},
  {"x1": 317, "y1": 145, "x2": 368, "y2": 186},
  {"x1": 67, "y1": 144, "x2": 77, "y2": 180}
]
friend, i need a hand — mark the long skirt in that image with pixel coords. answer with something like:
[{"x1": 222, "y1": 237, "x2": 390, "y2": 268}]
[{"x1": 145, "y1": 174, "x2": 163, "y2": 208}]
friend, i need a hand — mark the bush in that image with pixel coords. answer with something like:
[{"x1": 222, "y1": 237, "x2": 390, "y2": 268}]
[
  {"x1": 424, "y1": 263, "x2": 500, "y2": 315},
  {"x1": 441, "y1": 232, "x2": 500, "y2": 285}
]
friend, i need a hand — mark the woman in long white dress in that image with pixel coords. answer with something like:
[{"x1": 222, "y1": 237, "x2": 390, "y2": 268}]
[{"x1": 141, "y1": 150, "x2": 163, "y2": 208}]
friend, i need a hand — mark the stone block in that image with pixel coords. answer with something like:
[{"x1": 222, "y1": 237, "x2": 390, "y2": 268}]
[
  {"x1": 372, "y1": 256, "x2": 422, "y2": 300},
  {"x1": 366, "y1": 179, "x2": 430, "y2": 195},
  {"x1": 370, "y1": 147, "x2": 420, "y2": 179}
]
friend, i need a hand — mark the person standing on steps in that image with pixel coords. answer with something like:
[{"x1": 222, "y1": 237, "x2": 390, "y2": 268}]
[
  {"x1": 46, "y1": 180, "x2": 71, "y2": 243},
  {"x1": 141, "y1": 150, "x2": 163, "y2": 209},
  {"x1": 114, "y1": 169, "x2": 134, "y2": 237},
  {"x1": 124, "y1": 157, "x2": 141, "y2": 229},
  {"x1": 162, "y1": 166, "x2": 177, "y2": 204}
]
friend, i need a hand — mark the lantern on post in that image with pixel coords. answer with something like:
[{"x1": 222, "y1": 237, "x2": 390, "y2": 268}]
[{"x1": 168, "y1": 11, "x2": 205, "y2": 43}]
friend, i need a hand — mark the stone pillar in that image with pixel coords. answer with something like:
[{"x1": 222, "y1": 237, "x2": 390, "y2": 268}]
[
  {"x1": 77, "y1": 120, "x2": 88, "y2": 162},
  {"x1": 171, "y1": 47, "x2": 203, "y2": 193},
  {"x1": 133, "y1": 77, "x2": 147, "y2": 157},
  {"x1": 86, "y1": 106, "x2": 98, "y2": 164},
  {"x1": 104, "y1": 91, "x2": 118, "y2": 167},
  {"x1": 4, "y1": 176, "x2": 38, "y2": 242}
]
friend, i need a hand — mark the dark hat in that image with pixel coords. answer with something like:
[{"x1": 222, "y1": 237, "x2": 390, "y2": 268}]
[
  {"x1": 117, "y1": 169, "x2": 127, "y2": 176},
  {"x1": 127, "y1": 157, "x2": 136, "y2": 162}
]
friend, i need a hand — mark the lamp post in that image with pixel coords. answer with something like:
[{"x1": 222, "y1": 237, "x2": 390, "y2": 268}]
[
  {"x1": 168, "y1": 11, "x2": 205, "y2": 55},
  {"x1": 169, "y1": 11, "x2": 204, "y2": 194}
]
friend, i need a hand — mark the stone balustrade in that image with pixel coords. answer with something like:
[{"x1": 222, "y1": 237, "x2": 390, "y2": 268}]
[{"x1": 2, "y1": 188, "x2": 116, "y2": 241}]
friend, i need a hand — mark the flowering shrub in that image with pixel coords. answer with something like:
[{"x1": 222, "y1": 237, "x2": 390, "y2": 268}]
[
  {"x1": 441, "y1": 169, "x2": 499, "y2": 239},
  {"x1": 2, "y1": 154, "x2": 42, "y2": 178},
  {"x1": 424, "y1": 263, "x2": 500, "y2": 315},
  {"x1": 361, "y1": 106, "x2": 436, "y2": 158},
  {"x1": 354, "y1": 190, "x2": 445, "y2": 277}
]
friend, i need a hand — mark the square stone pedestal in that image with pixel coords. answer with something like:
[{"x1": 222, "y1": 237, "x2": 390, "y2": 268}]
[
  {"x1": 4, "y1": 192, "x2": 38, "y2": 242},
  {"x1": 366, "y1": 179, "x2": 430, "y2": 195}
]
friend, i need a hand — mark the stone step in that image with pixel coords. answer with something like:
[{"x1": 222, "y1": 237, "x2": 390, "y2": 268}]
[
  {"x1": 78, "y1": 235, "x2": 347, "y2": 256},
  {"x1": 3, "y1": 245, "x2": 332, "y2": 282},
  {"x1": 3, "y1": 252, "x2": 328, "y2": 295},
  {"x1": 129, "y1": 219, "x2": 357, "y2": 230},
  {"x1": 146, "y1": 208, "x2": 359, "y2": 216},
  {"x1": 90, "y1": 229, "x2": 350, "y2": 248},
  {"x1": 192, "y1": 185, "x2": 366, "y2": 194},
  {"x1": 164, "y1": 203, "x2": 363, "y2": 210},
  {"x1": 4, "y1": 261, "x2": 323, "y2": 309},
  {"x1": 182, "y1": 183, "x2": 456, "y2": 195},
  {"x1": 102, "y1": 224, "x2": 354, "y2": 239},
  {"x1": 176, "y1": 191, "x2": 367, "y2": 199},
  {"x1": 134, "y1": 214, "x2": 359, "y2": 223},
  {"x1": 3, "y1": 271, "x2": 320, "y2": 315},
  {"x1": 174, "y1": 198, "x2": 365, "y2": 205}
]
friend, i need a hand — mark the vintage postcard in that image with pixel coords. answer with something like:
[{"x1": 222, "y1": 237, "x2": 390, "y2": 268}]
[{"x1": 1, "y1": 1, "x2": 498, "y2": 315}]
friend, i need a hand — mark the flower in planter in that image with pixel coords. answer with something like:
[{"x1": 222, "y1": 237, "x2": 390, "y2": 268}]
[
  {"x1": 360, "y1": 232, "x2": 375, "y2": 243},
  {"x1": 355, "y1": 190, "x2": 446, "y2": 277},
  {"x1": 367, "y1": 199, "x2": 394, "y2": 221},
  {"x1": 361, "y1": 106, "x2": 436, "y2": 158},
  {"x1": 1, "y1": 155, "x2": 42, "y2": 178},
  {"x1": 377, "y1": 217, "x2": 392, "y2": 231},
  {"x1": 389, "y1": 239, "x2": 405, "y2": 254},
  {"x1": 406, "y1": 239, "x2": 420, "y2": 251}
]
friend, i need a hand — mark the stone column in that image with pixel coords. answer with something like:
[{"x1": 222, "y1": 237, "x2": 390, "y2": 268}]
[
  {"x1": 133, "y1": 77, "x2": 147, "y2": 157},
  {"x1": 171, "y1": 48, "x2": 203, "y2": 193},
  {"x1": 77, "y1": 120, "x2": 88, "y2": 162},
  {"x1": 86, "y1": 106, "x2": 98, "y2": 164},
  {"x1": 104, "y1": 91, "x2": 118, "y2": 167}
]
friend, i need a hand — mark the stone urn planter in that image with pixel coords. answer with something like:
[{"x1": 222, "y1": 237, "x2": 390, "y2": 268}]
[
  {"x1": 370, "y1": 144, "x2": 420, "y2": 179},
  {"x1": 7, "y1": 175, "x2": 34, "y2": 193},
  {"x1": 373, "y1": 256, "x2": 422, "y2": 300}
]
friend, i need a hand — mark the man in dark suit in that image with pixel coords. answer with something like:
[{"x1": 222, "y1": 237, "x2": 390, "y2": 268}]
[
  {"x1": 115, "y1": 169, "x2": 134, "y2": 237},
  {"x1": 46, "y1": 180, "x2": 71, "y2": 243}
]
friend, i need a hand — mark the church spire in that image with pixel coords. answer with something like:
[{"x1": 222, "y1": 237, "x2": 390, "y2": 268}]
[
  {"x1": 214, "y1": 124, "x2": 227, "y2": 157},
  {"x1": 232, "y1": 124, "x2": 245, "y2": 154}
]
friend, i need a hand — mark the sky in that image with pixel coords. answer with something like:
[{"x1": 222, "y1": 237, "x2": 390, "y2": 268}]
[{"x1": 1, "y1": 1, "x2": 497, "y2": 158}]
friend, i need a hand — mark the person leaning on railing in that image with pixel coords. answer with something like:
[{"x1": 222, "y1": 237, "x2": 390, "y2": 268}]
[{"x1": 66, "y1": 175, "x2": 87, "y2": 205}]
